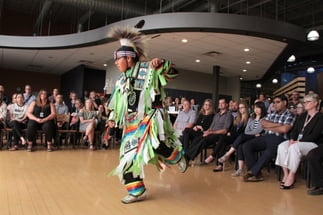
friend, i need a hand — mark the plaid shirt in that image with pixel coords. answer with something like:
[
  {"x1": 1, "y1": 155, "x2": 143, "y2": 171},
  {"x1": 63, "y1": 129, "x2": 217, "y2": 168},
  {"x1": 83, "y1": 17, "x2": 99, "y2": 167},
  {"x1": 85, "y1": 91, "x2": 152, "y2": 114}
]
[{"x1": 264, "y1": 109, "x2": 295, "y2": 139}]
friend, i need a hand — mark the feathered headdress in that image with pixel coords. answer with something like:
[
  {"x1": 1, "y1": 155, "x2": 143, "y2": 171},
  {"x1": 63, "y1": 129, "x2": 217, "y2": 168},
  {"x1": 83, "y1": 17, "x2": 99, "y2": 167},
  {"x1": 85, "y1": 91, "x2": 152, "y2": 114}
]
[{"x1": 108, "y1": 26, "x2": 147, "y2": 61}]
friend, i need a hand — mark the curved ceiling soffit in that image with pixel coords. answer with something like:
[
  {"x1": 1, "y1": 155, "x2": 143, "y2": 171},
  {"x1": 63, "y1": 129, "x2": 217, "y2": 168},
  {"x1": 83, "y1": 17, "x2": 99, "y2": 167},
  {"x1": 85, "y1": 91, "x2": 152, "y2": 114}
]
[{"x1": 0, "y1": 12, "x2": 306, "y2": 49}]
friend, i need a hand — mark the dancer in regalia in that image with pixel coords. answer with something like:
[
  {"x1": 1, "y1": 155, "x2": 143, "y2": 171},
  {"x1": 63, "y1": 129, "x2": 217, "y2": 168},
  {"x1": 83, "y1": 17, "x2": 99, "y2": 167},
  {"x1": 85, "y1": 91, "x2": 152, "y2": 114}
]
[{"x1": 108, "y1": 26, "x2": 187, "y2": 204}]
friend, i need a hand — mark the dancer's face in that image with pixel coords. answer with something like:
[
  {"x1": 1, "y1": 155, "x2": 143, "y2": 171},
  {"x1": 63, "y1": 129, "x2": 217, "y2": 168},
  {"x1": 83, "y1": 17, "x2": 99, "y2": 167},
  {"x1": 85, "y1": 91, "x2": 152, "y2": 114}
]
[{"x1": 115, "y1": 56, "x2": 134, "y2": 73}]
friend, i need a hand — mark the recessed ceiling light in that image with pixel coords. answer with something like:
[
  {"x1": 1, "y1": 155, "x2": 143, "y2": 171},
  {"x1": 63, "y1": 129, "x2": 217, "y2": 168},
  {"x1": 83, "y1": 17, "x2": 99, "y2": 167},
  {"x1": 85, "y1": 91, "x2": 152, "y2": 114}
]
[
  {"x1": 103, "y1": 63, "x2": 108, "y2": 67},
  {"x1": 244, "y1": 48, "x2": 250, "y2": 52},
  {"x1": 307, "y1": 67, "x2": 315, "y2": 73},
  {"x1": 195, "y1": 59, "x2": 200, "y2": 63},
  {"x1": 272, "y1": 79, "x2": 278, "y2": 84},
  {"x1": 256, "y1": 83, "x2": 262, "y2": 88},
  {"x1": 181, "y1": 39, "x2": 188, "y2": 43},
  {"x1": 242, "y1": 69, "x2": 247, "y2": 72},
  {"x1": 240, "y1": 77, "x2": 243, "y2": 80},
  {"x1": 246, "y1": 61, "x2": 251, "y2": 64}
]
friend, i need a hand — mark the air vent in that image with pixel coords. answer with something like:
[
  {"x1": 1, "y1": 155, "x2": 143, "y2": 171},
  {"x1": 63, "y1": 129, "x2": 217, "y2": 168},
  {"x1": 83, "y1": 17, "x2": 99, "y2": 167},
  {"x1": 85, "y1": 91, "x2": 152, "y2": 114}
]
[
  {"x1": 79, "y1": 60, "x2": 94, "y2": 64},
  {"x1": 202, "y1": 51, "x2": 222, "y2": 57},
  {"x1": 26, "y1": 64, "x2": 43, "y2": 70}
]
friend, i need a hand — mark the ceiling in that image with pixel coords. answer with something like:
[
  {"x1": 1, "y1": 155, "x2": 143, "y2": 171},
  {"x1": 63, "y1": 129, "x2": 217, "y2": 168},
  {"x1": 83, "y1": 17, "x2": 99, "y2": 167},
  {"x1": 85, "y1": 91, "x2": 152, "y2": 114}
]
[{"x1": 0, "y1": 0, "x2": 322, "y2": 82}]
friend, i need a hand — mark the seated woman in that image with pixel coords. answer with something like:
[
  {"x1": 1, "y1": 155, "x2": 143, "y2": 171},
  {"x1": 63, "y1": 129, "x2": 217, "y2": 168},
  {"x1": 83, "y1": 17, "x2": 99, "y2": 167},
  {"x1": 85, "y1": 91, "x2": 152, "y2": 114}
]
[
  {"x1": 26, "y1": 89, "x2": 56, "y2": 152},
  {"x1": 181, "y1": 99, "x2": 215, "y2": 151},
  {"x1": 7, "y1": 93, "x2": 27, "y2": 150},
  {"x1": 0, "y1": 96, "x2": 7, "y2": 129},
  {"x1": 218, "y1": 101, "x2": 266, "y2": 176},
  {"x1": 275, "y1": 93, "x2": 323, "y2": 189},
  {"x1": 207, "y1": 102, "x2": 249, "y2": 172},
  {"x1": 70, "y1": 99, "x2": 82, "y2": 130},
  {"x1": 79, "y1": 99, "x2": 98, "y2": 150}
]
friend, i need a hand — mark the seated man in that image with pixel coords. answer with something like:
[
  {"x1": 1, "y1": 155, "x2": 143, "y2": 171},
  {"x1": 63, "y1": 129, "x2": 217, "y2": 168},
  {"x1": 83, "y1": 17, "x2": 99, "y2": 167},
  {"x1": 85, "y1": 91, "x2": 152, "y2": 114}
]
[
  {"x1": 307, "y1": 144, "x2": 323, "y2": 195},
  {"x1": 243, "y1": 95, "x2": 295, "y2": 182},
  {"x1": 173, "y1": 99, "x2": 196, "y2": 136},
  {"x1": 185, "y1": 98, "x2": 233, "y2": 170},
  {"x1": 54, "y1": 94, "x2": 69, "y2": 129}
]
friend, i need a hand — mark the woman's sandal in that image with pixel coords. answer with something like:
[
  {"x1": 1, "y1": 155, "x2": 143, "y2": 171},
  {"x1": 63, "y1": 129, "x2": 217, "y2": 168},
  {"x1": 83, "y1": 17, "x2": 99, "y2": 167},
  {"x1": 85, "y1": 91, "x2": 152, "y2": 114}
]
[
  {"x1": 218, "y1": 155, "x2": 229, "y2": 163},
  {"x1": 9, "y1": 145, "x2": 19, "y2": 151}
]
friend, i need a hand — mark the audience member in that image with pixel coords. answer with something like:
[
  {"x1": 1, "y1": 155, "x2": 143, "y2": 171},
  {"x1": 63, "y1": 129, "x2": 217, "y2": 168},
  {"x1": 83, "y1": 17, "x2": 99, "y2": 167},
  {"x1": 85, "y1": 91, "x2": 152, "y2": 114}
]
[
  {"x1": 229, "y1": 101, "x2": 239, "y2": 118},
  {"x1": 79, "y1": 99, "x2": 98, "y2": 150},
  {"x1": 48, "y1": 88, "x2": 59, "y2": 103},
  {"x1": 102, "y1": 119, "x2": 116, "y2": 149},
  {"x1": 0, "y1": 85, "x2": 9, "y2": 104},
  {"x1": 219, "y1": 101, "x2": 266, "y2": 176},
  {"x1": 26, "y1": 89, "x2": 56, "y2": 152},
  {"x1": 173, "y1": 100, "x2": 196, "y2": 136},
  {"x1": 276, "y1": 93, "x2": 323, "y2": 189},
  {"x1": 7, "y1": 93, "x2": 27, "y2": 150},
  {"x1": 211, "y1": 102, "x2": 249, "y2": 172},
  {"x1": 307, "y1": 144, "x2": 323, "y2": 195},
  {"x1": 0, "y1": 95, "x2": 7, "y2": 129},
  {"x1": 66, "y1": 91, "x2": 78, "y2": 113},
  {"x1": 242, "y1": 95, "x2": 295, "y2": 182},
  {"x1": 23, "y1": 84, "x2": 36, "y2": 106},
  {"x1": 288, "y1": 91, "x2": 301, "y2": 114},
  {"x1": 89, "y1": 91, "x2": 101, "y2": 110},
  {"x1": 54, "y1": 94, "x2": 69, "y2": 114},
  {"x1": 184, "y1": 98, "x2": 233, "y2": 165},
  {"x1": 295, "y1": 102, "x2": 305, "y2": 116},
  {"x1": 190, "y1": 98, "x2": 199, "y2": 112},
  {"x1": 258, "y1": 93, "x2": 269, "y2": 112},
  {"x1": 181, "y1": 99, "x2": 215, "y2": 151},
  {"x1": 55, "y1": 94, "x2": 69, "y2": 131}
]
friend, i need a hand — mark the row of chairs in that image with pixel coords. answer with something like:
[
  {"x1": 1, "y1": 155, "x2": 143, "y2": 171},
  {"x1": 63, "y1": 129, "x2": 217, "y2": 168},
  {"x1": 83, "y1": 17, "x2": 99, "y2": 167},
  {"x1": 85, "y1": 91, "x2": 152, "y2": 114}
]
[{"x1": 0, "y1": 114, "x2": 118, "y2": 150}]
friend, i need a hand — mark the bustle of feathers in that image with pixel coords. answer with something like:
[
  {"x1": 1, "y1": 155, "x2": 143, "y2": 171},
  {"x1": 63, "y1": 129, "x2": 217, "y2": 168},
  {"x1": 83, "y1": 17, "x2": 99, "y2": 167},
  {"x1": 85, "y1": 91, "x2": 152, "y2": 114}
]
[{"x1": 108, "y1": 26, "x2": 147, "y2": 60}]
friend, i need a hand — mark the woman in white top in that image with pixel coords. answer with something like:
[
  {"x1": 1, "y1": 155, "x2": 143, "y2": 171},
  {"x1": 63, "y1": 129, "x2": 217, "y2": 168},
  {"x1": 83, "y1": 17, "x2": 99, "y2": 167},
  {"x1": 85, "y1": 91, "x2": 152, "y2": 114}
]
[{"x1": 8, "y1": 93, "x2": 27, "y2": 150}]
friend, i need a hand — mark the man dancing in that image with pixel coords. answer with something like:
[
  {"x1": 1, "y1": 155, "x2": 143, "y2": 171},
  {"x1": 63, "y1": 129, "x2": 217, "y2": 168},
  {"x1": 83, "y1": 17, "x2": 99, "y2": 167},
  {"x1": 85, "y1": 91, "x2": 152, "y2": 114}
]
[{"x1": 108, "y1": 26, "x2": 187, "y2": 204}]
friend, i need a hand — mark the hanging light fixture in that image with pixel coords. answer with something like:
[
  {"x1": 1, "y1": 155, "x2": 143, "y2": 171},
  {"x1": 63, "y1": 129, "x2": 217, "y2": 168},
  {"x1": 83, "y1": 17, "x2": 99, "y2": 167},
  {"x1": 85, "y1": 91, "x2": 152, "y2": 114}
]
[
  {"x1": 307, "y1": 30, "x2": 320, "y2": 41},
  {"x1": 287, "y1": 55, "x2": 296, "y2": 62},
  {"x1": 307, "y1": 67, "x2": 315, "y2": 73}
]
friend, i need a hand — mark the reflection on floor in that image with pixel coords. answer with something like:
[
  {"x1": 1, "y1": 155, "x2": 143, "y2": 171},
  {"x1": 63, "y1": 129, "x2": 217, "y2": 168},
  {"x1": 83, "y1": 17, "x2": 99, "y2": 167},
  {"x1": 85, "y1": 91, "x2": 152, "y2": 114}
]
[{"x1": 0, "y1": 149, "x2": 322, "y2": 215}]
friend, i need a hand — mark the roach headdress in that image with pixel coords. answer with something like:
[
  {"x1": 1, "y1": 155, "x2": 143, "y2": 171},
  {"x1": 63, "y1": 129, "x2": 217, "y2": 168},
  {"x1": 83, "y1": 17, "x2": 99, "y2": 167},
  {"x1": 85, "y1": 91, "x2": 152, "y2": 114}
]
[{"x1": 108, "y1": 26, "x2": 147, "y2": 61}]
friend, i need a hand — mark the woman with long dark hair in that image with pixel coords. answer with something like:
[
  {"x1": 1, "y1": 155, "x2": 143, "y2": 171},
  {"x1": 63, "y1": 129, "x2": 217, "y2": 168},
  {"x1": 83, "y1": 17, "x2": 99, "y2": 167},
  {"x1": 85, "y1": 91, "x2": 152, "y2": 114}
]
[
  {"x1": 218, "y1": 101, "x2": 266, "y2": 176},
  {"x1": 26, "y1": 89, "x2": 56, "y2": 152}
]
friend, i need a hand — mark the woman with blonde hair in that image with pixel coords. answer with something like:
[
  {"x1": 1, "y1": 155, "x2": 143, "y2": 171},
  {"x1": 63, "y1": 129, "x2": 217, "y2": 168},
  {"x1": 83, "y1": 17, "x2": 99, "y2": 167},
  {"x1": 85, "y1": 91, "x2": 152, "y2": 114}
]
[
  {"x1": 218, "y1": 101, "x2": 266, "y2": 176},
  {"x1": 26, "y1": 89, "x2": 56, "y2": 152},
  {"x1": 208, "y1": 102, "x2": 250, "y2": 171},
  {"x1": 276, "y1": 93, "x2": 323, "y2": 189},
  {"x1": 79, "y1": 99, "x2": 97, "y2": 150}
]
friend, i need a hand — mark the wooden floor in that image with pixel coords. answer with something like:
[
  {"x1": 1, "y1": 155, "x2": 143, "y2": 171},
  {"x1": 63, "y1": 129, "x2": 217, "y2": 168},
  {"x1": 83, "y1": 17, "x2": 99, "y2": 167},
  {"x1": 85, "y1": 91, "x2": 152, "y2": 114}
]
[{"x1": 0, "y1": 147, "x2": 323, "y2": 215}]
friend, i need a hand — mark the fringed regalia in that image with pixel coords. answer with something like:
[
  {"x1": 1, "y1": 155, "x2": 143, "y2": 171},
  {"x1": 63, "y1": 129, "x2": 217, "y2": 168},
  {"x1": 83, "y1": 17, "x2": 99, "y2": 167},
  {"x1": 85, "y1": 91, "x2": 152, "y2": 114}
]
[{"x1": 108, "y1": 60, "x2": 182, "y2": 183}]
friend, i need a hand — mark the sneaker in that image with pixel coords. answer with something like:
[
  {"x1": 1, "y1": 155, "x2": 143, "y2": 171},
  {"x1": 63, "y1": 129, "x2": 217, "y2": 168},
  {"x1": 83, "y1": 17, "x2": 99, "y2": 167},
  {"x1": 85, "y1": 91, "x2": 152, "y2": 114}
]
[
  {"x1": 307, "y1": 187, "x2": 323, "y2": 196},
  {"x1": 232, "y1": 169, "x2": 242, "y2": 177},
  {"x1": 177, "y1": 155, "x2": 188, "y2": 173},
  {"x1": 121, "y1": 190, "x2": 147, "y2": 204}
]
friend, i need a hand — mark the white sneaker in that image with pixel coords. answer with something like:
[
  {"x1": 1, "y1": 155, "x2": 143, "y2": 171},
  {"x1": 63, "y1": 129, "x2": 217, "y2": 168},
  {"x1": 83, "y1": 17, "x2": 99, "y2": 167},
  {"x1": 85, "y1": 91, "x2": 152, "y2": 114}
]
[
  {"x1": 178, "y1": 155, "x2": 188, "y2": 173},
  {"x1": 121, "y1": 190, "x2": 147, "y2": 204}
]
